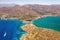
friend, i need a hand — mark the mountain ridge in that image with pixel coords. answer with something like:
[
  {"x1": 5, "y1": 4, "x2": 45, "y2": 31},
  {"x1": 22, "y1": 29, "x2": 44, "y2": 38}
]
[{"x1": 0, "y1": 4, "x2": 60, "y2": 20}]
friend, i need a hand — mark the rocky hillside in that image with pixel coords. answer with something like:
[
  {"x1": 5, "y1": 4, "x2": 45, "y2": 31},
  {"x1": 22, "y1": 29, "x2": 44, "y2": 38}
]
[
  {"x1": 21, "y1": 24, "x2": 60, "y2": 40},
  {"x1": 0, "y1": 5, "x2": 40, "y2": 20},
  {"x1": 23, "y1": 4, "x2": 60, "y2": 15},
  {"x1": 0, "y1": 4, "x2": 60, "y2": 20}
]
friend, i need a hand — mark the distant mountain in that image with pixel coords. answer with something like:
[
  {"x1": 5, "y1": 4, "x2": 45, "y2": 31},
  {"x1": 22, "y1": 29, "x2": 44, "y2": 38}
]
[
  {"x1": 0, "y1": 4, "x2": 40, "y2": 20},
  {"x1": 23, "y1": 4, "x2": 60, "y2": 15},
  {"x1": 0, "y1": 4, "x2": 16, "y2": 7},
  {"x1": 0, "y1": 4, "x2": 60, "y2": 20}
]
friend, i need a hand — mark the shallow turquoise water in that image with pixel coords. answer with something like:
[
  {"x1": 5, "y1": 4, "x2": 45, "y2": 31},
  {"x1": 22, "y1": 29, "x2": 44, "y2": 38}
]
[
  {"x1": 33, "y1": 16, "x2": 60, "y2": 31},
  {"x1": 0, "y1": 19, "x2": 26, "y2": 40}
]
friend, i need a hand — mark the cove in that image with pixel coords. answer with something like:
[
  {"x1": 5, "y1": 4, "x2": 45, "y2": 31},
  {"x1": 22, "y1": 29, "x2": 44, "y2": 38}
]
[
  {"x1": 0, "y1": 19, "x2": 26, "y2": 40},
  {"x1": 33, "y1": 16, "x2": 60, "y2": 31}
]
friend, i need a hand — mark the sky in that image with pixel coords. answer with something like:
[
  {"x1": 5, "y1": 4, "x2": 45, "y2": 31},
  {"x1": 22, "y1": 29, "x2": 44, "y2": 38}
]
[{"x1": 0, "y1": 0, "x2": 60, "y2": 5}]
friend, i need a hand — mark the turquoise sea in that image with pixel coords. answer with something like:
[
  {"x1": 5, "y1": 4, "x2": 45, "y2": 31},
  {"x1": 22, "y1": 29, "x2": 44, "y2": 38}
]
[
  {"x1": 33, "y1": 16, "x2": 60, "y2": 31},
  {"x1": 0, "y1": 19, "x2": 26, "y2": 40}
]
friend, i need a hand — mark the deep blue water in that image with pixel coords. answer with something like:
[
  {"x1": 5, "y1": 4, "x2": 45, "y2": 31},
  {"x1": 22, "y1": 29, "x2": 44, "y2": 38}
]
[
  {"x1": 0, "y1": 19, "x2": 26, "y2": 40},
  {"x1": 33, "y1": 16, "x2": 60, "y2": 31}
]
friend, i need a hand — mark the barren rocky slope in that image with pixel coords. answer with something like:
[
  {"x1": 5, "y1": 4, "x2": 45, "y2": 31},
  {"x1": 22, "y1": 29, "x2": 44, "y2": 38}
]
[
  {"x1": 20, "y1": 24, "x2": 60, "y2": 40},
  {"x1": 0, "y1": 5, "x2": 40, "y2": 20},
  {"x1": 23, "y1": 4, "x2": 60, "y2": 15}
]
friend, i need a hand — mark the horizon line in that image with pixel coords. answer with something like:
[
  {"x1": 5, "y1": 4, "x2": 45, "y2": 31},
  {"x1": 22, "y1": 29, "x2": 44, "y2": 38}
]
[{"x1": 0, "y1": 3, "x2": 60, "y2": 5}]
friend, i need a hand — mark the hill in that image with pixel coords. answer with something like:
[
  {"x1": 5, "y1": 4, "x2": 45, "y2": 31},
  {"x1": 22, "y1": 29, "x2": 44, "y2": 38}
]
[
  {"x1": 0, "y1": 4, "x2": 60, "y2": 20},
  {"x1": 0, "y1": 4, "x2": 40, "y2": 20},
  {"x1": 23, "y1": 4, "x2": 60, "y2": 15},
  {"x1": 21, "y1": 24, "x2": 60, "y2": 40}
]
